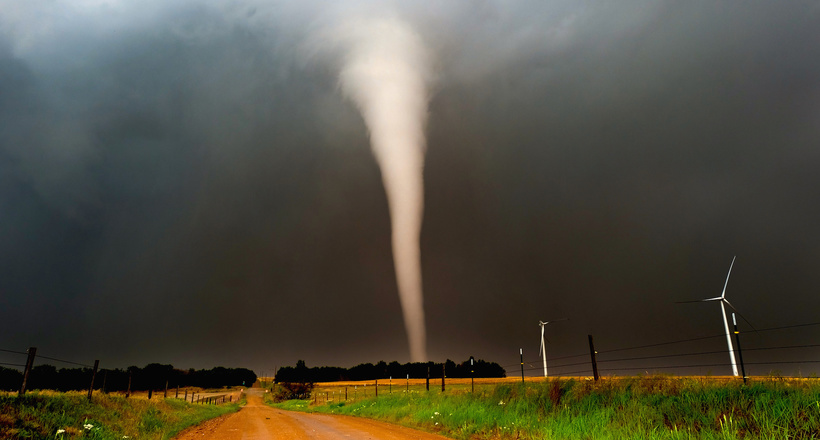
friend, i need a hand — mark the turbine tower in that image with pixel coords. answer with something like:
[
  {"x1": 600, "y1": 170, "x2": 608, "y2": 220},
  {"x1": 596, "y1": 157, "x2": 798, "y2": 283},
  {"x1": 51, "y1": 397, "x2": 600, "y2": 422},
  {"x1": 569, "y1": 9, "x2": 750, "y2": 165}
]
[
  {"x1": 538, "y1": 319, "x2": 566, "y2": 378},
  {"x1": 678, "y1": 256, "x2": 751, "y2": 377}
]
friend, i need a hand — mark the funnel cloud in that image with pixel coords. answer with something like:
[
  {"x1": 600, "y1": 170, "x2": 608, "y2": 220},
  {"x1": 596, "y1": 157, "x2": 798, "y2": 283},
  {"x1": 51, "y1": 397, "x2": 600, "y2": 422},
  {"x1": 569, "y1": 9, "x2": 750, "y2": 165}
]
[
  {"x1": 336, "y1": 16, "x2": 431, "y2": 362},
  {"x1": 1, "y1": 0, "x2": 820, "y2": 375}
]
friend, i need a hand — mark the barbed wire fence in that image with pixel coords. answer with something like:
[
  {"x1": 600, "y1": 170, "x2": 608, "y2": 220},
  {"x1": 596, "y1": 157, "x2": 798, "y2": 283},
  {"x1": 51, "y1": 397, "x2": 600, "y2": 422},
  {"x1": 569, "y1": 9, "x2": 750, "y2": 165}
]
[
  {"x1": 0, "y1": 347, "x2": 100, "y2": 398},
  {"x1": 507, "y1": 321, "x2": 820, "y2": 380}
]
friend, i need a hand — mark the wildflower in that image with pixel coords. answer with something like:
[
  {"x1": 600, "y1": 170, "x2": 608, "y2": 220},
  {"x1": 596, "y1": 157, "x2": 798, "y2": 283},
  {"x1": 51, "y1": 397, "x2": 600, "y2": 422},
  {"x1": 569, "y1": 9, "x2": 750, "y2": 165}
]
[
  {"x1": 55, "y1": 429, "x2": 66, "y2": 436},
  {"x1": 498, "y1": 400, "x2": 505, "y2": 405},
  {"x1": 434, "y1": 411, "x2": 440, "y2": 416},
  {"x1": 84, "y1": 423, "x2": 94, "y2": 430}
]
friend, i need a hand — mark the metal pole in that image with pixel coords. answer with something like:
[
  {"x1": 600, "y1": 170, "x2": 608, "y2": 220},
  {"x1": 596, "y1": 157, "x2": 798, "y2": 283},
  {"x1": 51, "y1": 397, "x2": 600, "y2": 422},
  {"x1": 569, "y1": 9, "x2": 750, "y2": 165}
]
[
  {"x1": 588, "y1": 335, "x2": 599, "y2": 381},
  {"x1": 542, "y1": 326, "x2": 548, "y2": 378},
  {"x1": 732, "y1": 313, "x2": 747, "y2": 384},
  {"x1": 721, "y1": 302, "x2": 739, "y2": 376},
  {"x1": 520, "y1": 348, "x2": 524, "y2": 383}
]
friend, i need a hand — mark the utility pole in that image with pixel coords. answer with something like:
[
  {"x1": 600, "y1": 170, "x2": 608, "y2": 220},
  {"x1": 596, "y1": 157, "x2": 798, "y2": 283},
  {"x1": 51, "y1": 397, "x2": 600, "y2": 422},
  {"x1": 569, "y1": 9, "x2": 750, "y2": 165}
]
[{"x1": 520, "y1": 349, "x2": 525, "y2": 383}]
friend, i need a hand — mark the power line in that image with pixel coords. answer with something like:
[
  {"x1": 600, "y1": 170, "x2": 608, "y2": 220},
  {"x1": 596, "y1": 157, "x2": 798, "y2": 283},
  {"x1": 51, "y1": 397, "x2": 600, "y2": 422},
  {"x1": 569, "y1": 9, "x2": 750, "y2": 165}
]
[
  {"x1": 756, "y1": 321, "x2": 820, "y2": 333},
  {"x1": 35, "y1": 355, "x2": 94, "y2": 368},
  {"x1": 0, "y1": 362, "x2": 25, "y2": 367},
  {"x1": 745, "y1": 344, "x2": 820, "y2": 352},
  {"x1": 598, "y1": 349, "x2": 729, "y2": 364},
  {"x1": 597, "y1": 333, "x2": 725, "y2": 355},
  {"x1": 0, "y1": 348, "x2": 28, "y2": 355}
]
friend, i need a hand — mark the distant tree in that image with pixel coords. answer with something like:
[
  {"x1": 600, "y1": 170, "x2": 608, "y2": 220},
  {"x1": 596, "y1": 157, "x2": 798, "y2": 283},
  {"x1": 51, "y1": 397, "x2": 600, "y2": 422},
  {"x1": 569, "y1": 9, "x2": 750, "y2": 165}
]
[
  {"x1": 29, "y1": 364, "x2": 58, "y2": 390},
  {"x1": 0, "y1": 367, "x2": 22, "y2": 391}
]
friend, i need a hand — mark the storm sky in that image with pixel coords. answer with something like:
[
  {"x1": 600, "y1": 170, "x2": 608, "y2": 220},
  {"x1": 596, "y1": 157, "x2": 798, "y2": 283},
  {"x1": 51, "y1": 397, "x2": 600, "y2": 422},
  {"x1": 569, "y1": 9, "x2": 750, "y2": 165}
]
[{"x1": 2, "y1": 0, "x2": 820, "y2": 377}]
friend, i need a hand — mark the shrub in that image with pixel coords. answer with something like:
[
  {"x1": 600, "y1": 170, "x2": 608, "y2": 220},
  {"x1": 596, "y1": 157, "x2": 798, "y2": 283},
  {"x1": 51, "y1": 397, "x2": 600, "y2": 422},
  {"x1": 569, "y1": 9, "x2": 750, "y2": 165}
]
[{"x1": 273, "y1": 382, "x2": 314, "y2": 401}]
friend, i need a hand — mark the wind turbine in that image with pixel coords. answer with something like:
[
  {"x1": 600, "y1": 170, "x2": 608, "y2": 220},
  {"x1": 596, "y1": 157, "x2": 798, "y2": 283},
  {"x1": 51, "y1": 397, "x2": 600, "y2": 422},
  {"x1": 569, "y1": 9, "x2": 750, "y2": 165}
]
[
  {"x1": 538, "y1": 319, "x2": 567, "y2": 378},
  {"x1": 678, "y1": 256, "x2": 752, "y2": 377}
]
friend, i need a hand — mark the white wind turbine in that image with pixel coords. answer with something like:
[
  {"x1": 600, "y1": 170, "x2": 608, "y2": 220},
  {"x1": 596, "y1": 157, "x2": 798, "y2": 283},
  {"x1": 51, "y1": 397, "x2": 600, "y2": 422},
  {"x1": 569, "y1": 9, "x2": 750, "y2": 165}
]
[
  {"x1": 538, "y1": 319, "x2": 567, "y2": 378},
  {"x1": 678, "y1": 256, "x2": 753, "y2": 377}
]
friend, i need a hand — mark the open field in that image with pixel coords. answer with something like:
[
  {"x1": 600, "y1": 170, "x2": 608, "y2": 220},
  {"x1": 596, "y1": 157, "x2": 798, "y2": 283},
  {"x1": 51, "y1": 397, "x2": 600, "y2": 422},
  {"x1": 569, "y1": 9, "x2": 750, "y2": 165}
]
[
  {"x1": 268, "y1": 375, "x2": 820, "y2": 439},
  {"x1": 0, "y1": 388, "x2": 243, "y2": 439}
]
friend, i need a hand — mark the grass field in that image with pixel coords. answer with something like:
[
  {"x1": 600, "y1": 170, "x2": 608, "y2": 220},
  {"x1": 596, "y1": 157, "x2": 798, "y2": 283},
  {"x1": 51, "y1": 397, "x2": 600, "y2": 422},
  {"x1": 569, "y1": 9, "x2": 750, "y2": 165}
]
[
  {"x1": 0, "y1": 389, "x2": 242, "y2": 439},
  {"x1": 268, "y1": 375, "x2": 820, "y2": 439}
]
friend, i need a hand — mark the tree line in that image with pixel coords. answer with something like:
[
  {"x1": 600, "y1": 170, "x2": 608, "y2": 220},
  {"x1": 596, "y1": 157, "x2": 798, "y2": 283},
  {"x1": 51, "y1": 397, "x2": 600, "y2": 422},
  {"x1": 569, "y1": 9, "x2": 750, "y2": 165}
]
[
  {"x1": 275, "y1": 358, "x2": 505, "y2": 383},
  {"x1": 0, "y1": 363, "x2": 256, "y2": 392}
]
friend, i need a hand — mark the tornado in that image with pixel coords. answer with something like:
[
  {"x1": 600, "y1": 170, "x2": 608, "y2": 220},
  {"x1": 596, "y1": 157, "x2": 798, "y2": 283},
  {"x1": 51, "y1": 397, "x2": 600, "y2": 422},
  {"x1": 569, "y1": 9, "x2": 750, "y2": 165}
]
[{"x1": 337, "y1": 17, "x2": 430, "y2": 362}]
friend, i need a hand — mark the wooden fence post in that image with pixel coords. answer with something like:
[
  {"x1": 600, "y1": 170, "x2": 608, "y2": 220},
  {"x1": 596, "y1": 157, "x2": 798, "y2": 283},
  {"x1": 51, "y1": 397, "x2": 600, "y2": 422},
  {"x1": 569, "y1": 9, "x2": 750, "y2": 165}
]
[
  {"x1": 588, "y1": 335, "x2": 599, "y2": 381},
  {"x1": 19, "y1": 347, "x2": 37, "y2": 396},
  {"x1": 441, "y1": 364, "x2": 445, "y2": 392},
  {"x1": 126, "y1": 371, "x2": 132, "y2": 398},
  {"x1": 88, "y1": 360, "x2": 99, "y2": 400}
]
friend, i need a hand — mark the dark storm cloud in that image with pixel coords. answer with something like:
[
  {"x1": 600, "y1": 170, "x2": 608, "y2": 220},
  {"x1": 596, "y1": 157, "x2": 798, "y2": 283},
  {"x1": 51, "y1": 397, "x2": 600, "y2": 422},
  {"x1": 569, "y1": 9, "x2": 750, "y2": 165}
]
[{"x1": 1, "y1": 0, "x2": 819, "y2": 375}]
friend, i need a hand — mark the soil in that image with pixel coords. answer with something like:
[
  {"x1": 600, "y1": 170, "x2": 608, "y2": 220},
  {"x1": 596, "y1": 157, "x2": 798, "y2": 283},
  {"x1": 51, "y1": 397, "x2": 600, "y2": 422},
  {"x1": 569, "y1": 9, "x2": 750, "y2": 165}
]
[{"x1": 173, "y1": 388, "x2": 452, "y2": 440}]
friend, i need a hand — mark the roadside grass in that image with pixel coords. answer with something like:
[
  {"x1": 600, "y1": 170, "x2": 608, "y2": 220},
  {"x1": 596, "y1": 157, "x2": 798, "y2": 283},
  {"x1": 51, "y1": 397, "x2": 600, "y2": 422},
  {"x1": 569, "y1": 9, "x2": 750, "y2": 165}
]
[
  {"x1": 0, "y1": 390, "x2": 241, "y2": 439},
  {"x1": 268, "y1": 376, "x2": 820, "y2": 439}
]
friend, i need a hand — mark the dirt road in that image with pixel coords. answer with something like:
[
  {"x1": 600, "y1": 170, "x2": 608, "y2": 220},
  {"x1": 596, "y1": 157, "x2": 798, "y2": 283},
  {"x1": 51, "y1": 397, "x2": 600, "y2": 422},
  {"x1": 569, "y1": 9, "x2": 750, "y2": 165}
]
[{"x1": 173, "y1": 389, "x2": 452, "y2": 440}]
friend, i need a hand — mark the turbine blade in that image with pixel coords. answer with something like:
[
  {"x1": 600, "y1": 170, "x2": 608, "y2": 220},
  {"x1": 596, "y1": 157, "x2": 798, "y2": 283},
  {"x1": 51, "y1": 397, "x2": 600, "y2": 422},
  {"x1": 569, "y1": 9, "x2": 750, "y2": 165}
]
[
  {"x1": 721, "y1": 256, "x2": 736, "y2": 299},
  {"x1": 677, "y1": 296, "x2": 722, "y2": 304}
]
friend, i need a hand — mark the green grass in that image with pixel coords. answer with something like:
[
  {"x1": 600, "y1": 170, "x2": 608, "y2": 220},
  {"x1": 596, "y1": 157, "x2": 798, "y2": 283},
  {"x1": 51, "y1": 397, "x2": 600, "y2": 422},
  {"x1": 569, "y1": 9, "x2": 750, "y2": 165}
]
[
  {"x1": 269, "y1": 376, "x2": 820, "y2": 439},
  {"x1": 0, "y1": 391, "x2": 240, "y2": 439}
]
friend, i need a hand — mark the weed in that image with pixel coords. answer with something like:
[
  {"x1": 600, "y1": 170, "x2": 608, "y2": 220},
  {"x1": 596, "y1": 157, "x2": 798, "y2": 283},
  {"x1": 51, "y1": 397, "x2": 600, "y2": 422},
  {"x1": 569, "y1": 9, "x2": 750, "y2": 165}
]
[
  {"x1": 271, "y1": 376, "x2": 820, "y2": 440},
  {"x1": 0, "y1": 391, "x2": 239, "y2": 439}
]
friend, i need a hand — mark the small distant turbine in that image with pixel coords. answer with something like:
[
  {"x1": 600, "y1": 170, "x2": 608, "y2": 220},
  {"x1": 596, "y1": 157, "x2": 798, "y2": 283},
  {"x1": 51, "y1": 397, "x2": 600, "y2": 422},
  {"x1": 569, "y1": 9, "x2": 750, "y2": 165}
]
[
  {"x1": 538, "y1": 319, "x2": 567, "y2": 378},
  {"x1": 678, "y1": 256, "x2": 754, "y2": 377}
]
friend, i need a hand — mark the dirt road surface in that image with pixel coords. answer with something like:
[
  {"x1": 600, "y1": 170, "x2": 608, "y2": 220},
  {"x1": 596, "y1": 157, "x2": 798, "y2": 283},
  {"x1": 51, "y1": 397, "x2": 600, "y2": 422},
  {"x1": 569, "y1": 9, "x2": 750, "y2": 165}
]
[{"x1": 173, "y1": 389, "x2": 452, "y2": 440}]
